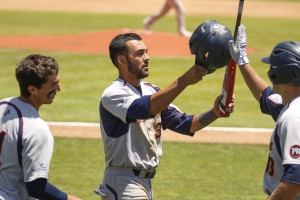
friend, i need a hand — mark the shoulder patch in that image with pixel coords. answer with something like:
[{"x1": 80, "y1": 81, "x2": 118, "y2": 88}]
[
  {"x1": 290, "y1": 145, "x2": 300, "y2": 158},
  {"x1": 268, "y1": 94, "x2": 283, "y2": 105}
]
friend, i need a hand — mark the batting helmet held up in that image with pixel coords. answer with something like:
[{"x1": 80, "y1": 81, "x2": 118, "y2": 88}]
[
  {"x1": 262, "y1": 41, "x2": 300, "y2": 85},
  {"x1": 189, "y1": 20, "x2": 233, "y2": 74}
]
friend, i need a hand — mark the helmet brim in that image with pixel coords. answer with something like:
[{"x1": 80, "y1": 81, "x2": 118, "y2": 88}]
[{"x1": 261, "y1": 57, "x2": 271, "y2": 64}]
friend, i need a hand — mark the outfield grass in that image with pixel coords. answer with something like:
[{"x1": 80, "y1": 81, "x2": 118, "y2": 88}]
[
  {"x1": 51, "y1": 137, "x2": 268, "y2": 200},
  {"x1": 0, "y1": 10, "x2": 299, "y2": 128}
]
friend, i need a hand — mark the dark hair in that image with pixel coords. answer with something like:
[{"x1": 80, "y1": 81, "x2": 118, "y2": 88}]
[
  {"x1": 15, "y1": 54, "x2": 59, "y2": 97},
  {"x1": 109, "y1": 33, "x2": 142, "y2": 67}
]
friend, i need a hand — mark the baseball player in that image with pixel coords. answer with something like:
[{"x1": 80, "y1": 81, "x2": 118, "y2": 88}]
[
  {"x1": 229, "y1": 25, "x2": 300, "y2": 199},
  {"x1": 95, "y1": 32, "x2": 234, "y2": 200},
  {"x1": 143, "y1": 0, "x2": 192, "y2": 37},
  {"x1": 0, "y1": 55, "x2": 81, "y2": 200}
]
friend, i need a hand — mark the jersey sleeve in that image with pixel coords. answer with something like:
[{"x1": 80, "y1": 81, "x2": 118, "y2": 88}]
[
  {"x1": 260, "y1": 86, "x2": 283, "y2": 121},
  {"x1": 22, "y1": 120, "x2": 53, "y2": 182},
  {"x1": 101, "y1": 87, "x2": 139, "y2": 123},
  {"x1": 161, "y1": 104, "x2": 194, "y2": 136},
  {"x1": 280, "y1": 112, "x2": 300, "y2": 166},
  {"x1": 279, "y1": 110, "x2": 300, "y2": 184}
]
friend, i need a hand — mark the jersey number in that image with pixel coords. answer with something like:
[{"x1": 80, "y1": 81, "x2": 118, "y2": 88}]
[
  {"x1": 0, "y1": 131, "x2": 7, "y2": 167},
  {"x1": 265, "y1": 154, "x2": 275, "y2": 176},
  {"x1": 155, "y1": 122, "x2": 162, "y2": 139}
]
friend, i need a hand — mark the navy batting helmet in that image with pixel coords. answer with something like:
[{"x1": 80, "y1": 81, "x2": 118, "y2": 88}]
[
  {"x1": 262, "y1": 41, "x2": 300, "y2": 85},
  {"x1": 189, "y1": 20, "x2": 233, "y2": 74}
]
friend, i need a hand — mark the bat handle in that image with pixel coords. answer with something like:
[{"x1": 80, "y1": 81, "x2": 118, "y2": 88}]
[
  {"x1": 218, "y1": 60, "x2": 236, "y2": 117},
  {"x1": 218, "y1": 90, "x2": 230, "y2": 117}
]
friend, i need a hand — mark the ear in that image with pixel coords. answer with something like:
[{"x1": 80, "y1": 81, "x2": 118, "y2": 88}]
[
  {"x1": 117, "y1": 55, "x2": 127, "y2": 66},
  {"x1": 27, "y1": 85, "x2": 37, "y2": 96}
]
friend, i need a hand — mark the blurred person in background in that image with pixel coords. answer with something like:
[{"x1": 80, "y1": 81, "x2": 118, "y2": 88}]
[{"x1": 143, "y1": 0, "x2": 192, "y2": 37}]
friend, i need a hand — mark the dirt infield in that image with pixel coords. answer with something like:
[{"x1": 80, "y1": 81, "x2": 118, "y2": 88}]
[
  {"x1": 48, "y1": 123, "x2": 272, "y2": 144},
  {"x1": 0, "y1": 29, "x2": 256, "y2": 57}
]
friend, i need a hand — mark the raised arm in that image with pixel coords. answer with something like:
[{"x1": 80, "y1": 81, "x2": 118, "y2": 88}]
[
  {"x1": 239, "y1": 63, "x2": 269, "y2": 102},
  {"x1": 149, "y1": 65, "x2": 207, "y2": 116},
  {"x1": 228, "y1": 25, "x2": 269, "y2": 102}
]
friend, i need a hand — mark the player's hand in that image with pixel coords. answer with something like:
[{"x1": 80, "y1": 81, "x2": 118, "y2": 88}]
[
  {"x1": 180, "y1": 65, "x2": 207, "y2": 85},
  {"x1": 67, "y1": 194, "x2": 82, "y2": 200},
  {"x1": 228, "y1": 25, "x2": 249, "y2": 66},
  {"x1": 213, "y1": 95, "x2": 235, "y2": 117}
]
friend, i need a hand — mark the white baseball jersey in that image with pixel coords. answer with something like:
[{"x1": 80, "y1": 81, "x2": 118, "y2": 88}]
[
  {"x1": 261, "y1": 88, "x2": 300, "y2": 198},
  {"x1": 100, "y1": 78, "x2": 194, "y2": 170},
  {"x1": 0, "y1": 97, "x2": 54, "y2": 200}
]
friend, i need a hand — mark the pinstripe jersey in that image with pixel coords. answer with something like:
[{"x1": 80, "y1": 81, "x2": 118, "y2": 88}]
[
  {"x1": 261, "y1": 88, "x2": 300, "y2": 198},
  {"x1": 100, "y1": 78, "x2": 194, "y2": 170},
  {"x1": 0, "y1": 97, "x2": 53, "y2": 200}
]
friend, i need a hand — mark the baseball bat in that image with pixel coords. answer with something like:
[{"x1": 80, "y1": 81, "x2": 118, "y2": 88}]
[{"x1": 218, "y1": 0, "x2": 245, "y2": 117}]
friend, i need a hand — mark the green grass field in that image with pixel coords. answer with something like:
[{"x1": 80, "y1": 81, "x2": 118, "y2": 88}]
[
  {"x1": 51, "y1": 138, "x2": 268, "y2": 200},
  {"x1": 0, "y1": 6, "x2": 299, "y2": 199}
]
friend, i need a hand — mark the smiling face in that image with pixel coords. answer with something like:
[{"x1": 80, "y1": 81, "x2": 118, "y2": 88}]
[
  {"x1": 16, "y1": 54, "x2": 61, "y2": 110},
  {"x1": 35, "y1": 73, "x2": 61, "y2": 105},
  {"x1": 26, "y1": 72, "x2": 61, "y2": 109},
  {"x1": 125, "y1": 39, "x2": 150, "y2": 80}
]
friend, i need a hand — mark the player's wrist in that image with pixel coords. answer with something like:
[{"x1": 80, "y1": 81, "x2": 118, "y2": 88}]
[
  {"x1": 177, "y1": 75, "x2": 190, "y2": 89},
  {"x1": 198, "y1": 109, "x2": 218, "y2": 127}
]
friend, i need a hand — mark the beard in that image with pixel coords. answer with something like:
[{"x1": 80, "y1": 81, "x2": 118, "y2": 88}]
[{"x1": 127, "y1": 58, "x2": 149, "y2": 79}]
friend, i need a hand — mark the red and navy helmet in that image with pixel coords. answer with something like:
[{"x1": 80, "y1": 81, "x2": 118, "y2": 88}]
[{"x1": 189, "y1": 20, "x2": 233, "y2": 74}]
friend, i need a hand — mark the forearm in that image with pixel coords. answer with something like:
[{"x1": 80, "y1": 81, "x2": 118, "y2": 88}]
[
  {"x1": 190, "y1": 109, "x2": 218, "y2": 133},
  {"x1": 189, "y1": 94, "x2": 235, "y2": 132},
  {"x1": 26, "y1": 178, "x2": 68, "y2": 200},
  {"x1": 228, "y1": 25, "x2": 269, "y2": 102},
  {"x1": 149, "y1": 77, "x2": 188, "y2": 116},
  {"x1": 149, "y1": 65, "x2": 206, "y2": 115},
  {"x1": 239, "y1": 63, "x2": 269, "y2": 102},
  {"x1": 268, "y1": 182, "x2": 300, "y2": 200}
]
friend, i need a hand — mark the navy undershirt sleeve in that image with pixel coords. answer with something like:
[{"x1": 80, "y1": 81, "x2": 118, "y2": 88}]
[
  {"x1": 26, "y1": 178, "x2": 68, "y2": 200},
  {"x1": 260, "y1": 86, "x2": 283, "y2": 121},
  {"x1": 281, "y1": 164, "x2": 300, "y2": 184},
  {"x1": 126, "y1": 95, "x2": 194, "y2": 136},
  {"x1": 161, "y1": 106, "x2": 194, "y2": 136},
  {"x1": 127, "y1": 95, "x2": 152, "y2": 120}
]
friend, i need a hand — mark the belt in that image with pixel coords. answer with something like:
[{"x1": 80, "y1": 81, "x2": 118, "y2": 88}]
[
  {"x1": 133, "y1": 169, "x2": 156, "y2": 179},
  {"x1": 105, "y1": 166, "x2": 156, "y2": 179}
]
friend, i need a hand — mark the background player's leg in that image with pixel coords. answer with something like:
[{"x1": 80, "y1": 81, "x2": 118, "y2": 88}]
[
  {"x1": 143, "y1": 0, "x2": 172, "y2": 30},
  {"x1": 173, "y1": 0, "x2": 192, "y2": 37}
]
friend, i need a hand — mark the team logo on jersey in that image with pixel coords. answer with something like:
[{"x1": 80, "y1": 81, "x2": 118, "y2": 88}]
[
  {"x1": 37, "y1": 161, "x2": 48, "y2": 171},
  {"x1": 290, "y1": 145, "x2": 300, "y2": 158}
]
